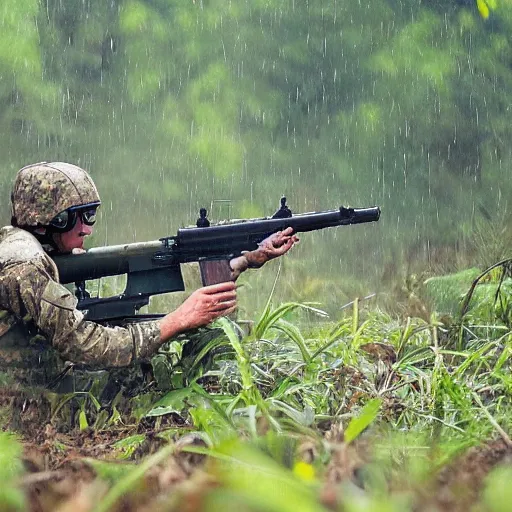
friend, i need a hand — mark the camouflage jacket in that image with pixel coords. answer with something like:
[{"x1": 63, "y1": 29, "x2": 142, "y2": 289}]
[{"x1": 0, "y1": 226, "x2": 162, "y2": 393}]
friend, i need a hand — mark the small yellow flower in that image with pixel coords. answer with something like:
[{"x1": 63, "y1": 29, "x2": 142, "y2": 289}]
[
  {"x1": 477, "y1": 0, "x2": 490, "y2": 18},
  {"x1": 476, "y1": 0, "x2": 497, "y2": 19},
  {"x1": 293, "y1": 461, "x2": 316, "y2": 482}
]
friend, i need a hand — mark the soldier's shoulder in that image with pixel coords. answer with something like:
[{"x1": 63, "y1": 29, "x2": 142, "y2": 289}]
[{"x1": 0, "y1": 226, "x2": 47, "y2": 270}]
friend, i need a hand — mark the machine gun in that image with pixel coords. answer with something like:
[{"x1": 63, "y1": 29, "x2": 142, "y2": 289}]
[{"x1": 52, "y1": 198, "x2": 380, "y2": 322}]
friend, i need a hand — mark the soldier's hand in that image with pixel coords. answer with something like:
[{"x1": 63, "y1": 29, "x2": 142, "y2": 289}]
[
  {"x1": 159, "y1": 282, "x2": 237, "y2": 341},
  {"x1": 260, "y1": 227, "x2": 299, "y2": 258},
  {"x1": 244, "y1": 227, "x2": 299, "y2": 268}
]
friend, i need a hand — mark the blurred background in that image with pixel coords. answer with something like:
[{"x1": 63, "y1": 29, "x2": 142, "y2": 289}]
[{"x1": 1, "y1": 0, "x2": 511, "y2": 315}]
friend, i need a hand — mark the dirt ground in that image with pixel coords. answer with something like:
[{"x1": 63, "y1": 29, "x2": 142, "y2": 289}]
[
  {"x1": 18, "y1": 423, "x2": 205, "y2": 512},
  {"x1": 422, "y1": 439, "x2": 512, "y2": 512},
  {"x1": 12, "y1": 421, "x2": 512, "y2": 512}
]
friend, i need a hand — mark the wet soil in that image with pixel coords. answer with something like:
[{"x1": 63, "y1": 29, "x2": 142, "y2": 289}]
[
  {"x1": 424, "y1": 439, "x2": 512, "y2": 512},
  {"x1": 18, "y1": 422, "x2": 207, "y2": 512},
  {"x1": 13, "y1": 421, "x2": 512, "y2": 512}
]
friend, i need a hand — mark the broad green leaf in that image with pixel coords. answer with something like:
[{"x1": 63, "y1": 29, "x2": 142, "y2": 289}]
[
  {"x1": 79, "y1": 410, "x2": 89, "y2": 431},
  {"x1": 146, "y1": 387, "x2": 198, "y2": 417},
  {"x1": 344, "y1": 398, "x2": 382, "y2": 444}
]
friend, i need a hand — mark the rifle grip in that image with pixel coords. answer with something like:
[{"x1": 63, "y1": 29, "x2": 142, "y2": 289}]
[{"x1": 199, "y1": 260, "x2": 233, "y2": 286}]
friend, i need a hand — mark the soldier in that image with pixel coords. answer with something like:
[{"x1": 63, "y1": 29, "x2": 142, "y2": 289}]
[{"x1": 0, "y1": 162, "x2": 298, "y2": 430}]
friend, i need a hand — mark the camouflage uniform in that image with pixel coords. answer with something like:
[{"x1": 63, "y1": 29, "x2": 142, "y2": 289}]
[
  {"x1": 0, "y1": 226, "x2": 162, "y2": 386},
  {"x1": 0, "y1": 163, "x2": 163, "y2": 429}
]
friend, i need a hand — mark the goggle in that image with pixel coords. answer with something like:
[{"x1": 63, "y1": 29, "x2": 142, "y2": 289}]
[{"x1": 49, "y1": 202, "x2": 100, "y2": 232}]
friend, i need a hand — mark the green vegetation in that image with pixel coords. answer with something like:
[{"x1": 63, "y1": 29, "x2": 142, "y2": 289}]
[
  {"x1": 0, "y1": 433, "x2": 26, "y2": 511},
  {"x1": 2, "y1": 0, "x2": 512, "y2": 510},
  {"x1": 2, "y1": 0, "x2": 512, "y2": 303},
  {"x1": 4, "y1": 265, "x2": 512, "y2": 510}
]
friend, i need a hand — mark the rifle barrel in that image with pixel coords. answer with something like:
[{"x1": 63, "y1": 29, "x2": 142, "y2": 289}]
[{"x1": 177, "y1": 206, "x2": 380, "y2": 248}]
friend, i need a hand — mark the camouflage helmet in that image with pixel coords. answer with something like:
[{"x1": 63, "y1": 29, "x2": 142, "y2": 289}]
[{"x1": 11, "y1": 162, "x2": 101, "y2": 227}]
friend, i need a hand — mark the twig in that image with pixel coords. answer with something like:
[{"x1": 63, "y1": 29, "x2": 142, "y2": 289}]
[
  {"x1": 471, "y1": 391, "x2": 512, "y2": 448},
  {"x1": 17, "y1": 470, "x2": 66, "y2": 486},
  {"x1": 340, "y1": 293, "x2": 377, "y2": 311},
  {"x1": 460, "y1": 258, "x2": 512, "y2": 317}
]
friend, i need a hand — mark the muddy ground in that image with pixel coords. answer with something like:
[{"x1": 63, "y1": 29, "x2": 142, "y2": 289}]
[{"x1": 11, "y1": 421, "x2": 512, "y2": 512}]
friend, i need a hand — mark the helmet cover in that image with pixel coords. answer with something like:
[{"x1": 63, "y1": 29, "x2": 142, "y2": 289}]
[{"x1": 11, "y1": 162, "x2": 101, "y2": 227}]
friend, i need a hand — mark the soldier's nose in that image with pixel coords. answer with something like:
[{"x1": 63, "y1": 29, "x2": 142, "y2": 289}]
[
  {"x1": 82, "y1": 224, "x2": 93, "y2": 236},
  {"x1": 78, "y1": 218, "x2": 93, "y2": 236}
]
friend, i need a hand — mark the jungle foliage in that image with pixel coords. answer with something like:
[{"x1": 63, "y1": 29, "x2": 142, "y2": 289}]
[
  {"x1": 2, "y1": 2, "x2": 512, "y2": 509},
  {"x1": 1, "y1": 0, "x2": 512, "y2": 304},
  {"x1": 4, "y1": 268, "x2": 512, "y2": 510}
]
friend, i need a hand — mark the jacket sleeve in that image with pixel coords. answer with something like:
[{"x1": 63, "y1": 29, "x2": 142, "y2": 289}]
[{"x1": 4, "y1": 261, "x2": 162, "y2": 367}]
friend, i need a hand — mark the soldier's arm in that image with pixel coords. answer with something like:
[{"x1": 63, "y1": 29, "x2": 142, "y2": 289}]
[
  {"x1": 7, "y1": 262, "x2": 161, "y2": 367},
  {"x1": 229, "y1": 228, "x2": 299, "y2": 279}
]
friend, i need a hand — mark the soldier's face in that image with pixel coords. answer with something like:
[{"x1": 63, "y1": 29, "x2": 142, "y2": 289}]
[{"x1": 52, "y1": 215, "x2": 94, "y2": 253}]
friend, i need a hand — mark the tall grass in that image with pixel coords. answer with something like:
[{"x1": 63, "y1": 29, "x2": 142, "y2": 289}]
[{"x1": 8, "y1": 271, "x2": 512, "y2": 511}]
